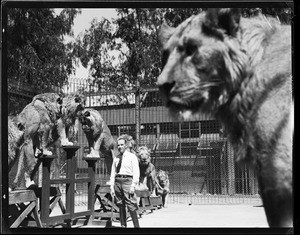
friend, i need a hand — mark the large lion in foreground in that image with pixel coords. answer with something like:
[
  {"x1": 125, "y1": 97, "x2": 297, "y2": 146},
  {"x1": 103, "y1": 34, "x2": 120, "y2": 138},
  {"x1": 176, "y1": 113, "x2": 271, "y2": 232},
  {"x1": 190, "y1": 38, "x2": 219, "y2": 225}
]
[
  {"x1": 157, "y1": 8, "x2": 293, "y2": 227},
  {"x1": 78, "y1": 108, "x2": 117, "y2": 174},
  {"x1": 9, "y1": 93, "x2": 85, "y2": 190}
]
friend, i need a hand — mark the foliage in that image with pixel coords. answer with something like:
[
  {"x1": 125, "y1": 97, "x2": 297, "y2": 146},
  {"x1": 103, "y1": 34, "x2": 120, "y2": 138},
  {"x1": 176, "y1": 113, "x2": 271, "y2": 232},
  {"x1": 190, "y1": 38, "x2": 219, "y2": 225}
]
[
  {"x1": 7, "y1": 8, "x2": 81, "y2": 115},
  {"x1": 72, "y1": 7, "x2": 291, "y2": 106}
]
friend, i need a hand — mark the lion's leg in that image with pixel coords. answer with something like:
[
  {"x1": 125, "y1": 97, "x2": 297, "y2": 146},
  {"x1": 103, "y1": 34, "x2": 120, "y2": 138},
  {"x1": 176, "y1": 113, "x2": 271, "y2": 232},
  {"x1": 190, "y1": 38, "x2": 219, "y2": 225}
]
[
  {"x1": 39, "y1": 125, "x2": 53, "y2": 156},
  {"x1": 24, "y1": 140, "x2": 37, "y2": 187},
  {"x1": 12, "y1": 141, "x2": 29, "y2": 189},
  {"x1": 163, "y1": 193, "x2": 168, "y2": 207},
  {"x1": 56, "y1": 118, "x2": 73, "y2": 146},
  {"x1": 93, "y1": 135, "x2": 103, "y2": 158},
  {"x1": 150, "y1": 179, "x2": 157, "y2": 196},
  {"x1": 258, "y1": 168, "x2": 293, "y2": 227}
]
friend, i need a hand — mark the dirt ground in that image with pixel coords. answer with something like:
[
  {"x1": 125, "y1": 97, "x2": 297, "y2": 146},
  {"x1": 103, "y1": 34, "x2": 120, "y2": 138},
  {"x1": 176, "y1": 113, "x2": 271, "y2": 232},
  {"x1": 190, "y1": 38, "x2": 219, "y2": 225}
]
[{"x1": 81, "y1": 203, "x2": 269, "y2": 228}]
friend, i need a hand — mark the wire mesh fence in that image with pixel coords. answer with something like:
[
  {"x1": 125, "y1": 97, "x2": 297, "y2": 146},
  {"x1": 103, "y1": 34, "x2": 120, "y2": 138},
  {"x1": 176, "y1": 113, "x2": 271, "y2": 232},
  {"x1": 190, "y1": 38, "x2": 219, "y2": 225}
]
[{"x1": 8, "y1": 78, "x2": 262, "y2": 207}]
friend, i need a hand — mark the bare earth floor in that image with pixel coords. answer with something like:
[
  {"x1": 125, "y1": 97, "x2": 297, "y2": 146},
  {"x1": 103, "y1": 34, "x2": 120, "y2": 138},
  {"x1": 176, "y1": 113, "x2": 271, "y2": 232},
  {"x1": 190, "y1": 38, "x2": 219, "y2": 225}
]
[{"x1": 82, "y1": 203, "x2": 269, "y2": 228}]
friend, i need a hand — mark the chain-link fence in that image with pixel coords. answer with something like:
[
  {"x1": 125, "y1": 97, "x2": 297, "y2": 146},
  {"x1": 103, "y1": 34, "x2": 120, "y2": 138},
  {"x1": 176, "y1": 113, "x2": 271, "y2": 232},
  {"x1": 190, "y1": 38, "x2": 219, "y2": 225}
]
[
  {"x1": 8, "y1": 78, "x2": 261, "y2": 206},
  {"x1": 67, "y1": 78, "x2": 261, "y2": 205}
]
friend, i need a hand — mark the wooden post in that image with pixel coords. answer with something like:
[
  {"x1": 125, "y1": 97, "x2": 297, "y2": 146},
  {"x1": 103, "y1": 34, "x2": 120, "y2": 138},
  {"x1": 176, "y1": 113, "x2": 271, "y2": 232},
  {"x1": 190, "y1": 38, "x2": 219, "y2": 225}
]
[
  {"x1": 39, "y1": 155, "x2": 56, "y2": 227},
  {"x1": 83, "y1": 156, "x2": 100, "y2": 223},
  {"x1": 62, "y1": 145, "x2": 80, "y2": 222}
]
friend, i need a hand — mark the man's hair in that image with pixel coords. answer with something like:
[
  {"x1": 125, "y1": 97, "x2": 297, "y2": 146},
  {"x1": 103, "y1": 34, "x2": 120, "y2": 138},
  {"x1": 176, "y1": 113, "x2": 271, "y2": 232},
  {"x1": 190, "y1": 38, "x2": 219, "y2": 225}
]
[{"x1": 117, "y1": 134, "x2": 129, "y2": 144}]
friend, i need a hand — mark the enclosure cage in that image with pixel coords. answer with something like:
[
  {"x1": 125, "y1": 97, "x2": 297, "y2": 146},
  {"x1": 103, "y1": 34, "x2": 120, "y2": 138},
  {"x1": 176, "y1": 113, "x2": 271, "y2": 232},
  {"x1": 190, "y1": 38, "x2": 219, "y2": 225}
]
[{"x1": 8, "y1": 78, "x2": 262, "y2": 207}]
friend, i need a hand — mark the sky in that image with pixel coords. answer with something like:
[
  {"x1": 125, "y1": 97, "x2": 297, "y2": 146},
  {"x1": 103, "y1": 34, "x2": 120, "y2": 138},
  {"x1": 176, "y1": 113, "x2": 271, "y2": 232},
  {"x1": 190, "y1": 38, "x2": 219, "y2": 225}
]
[
  {"x1": 69, "y1": 8, "x2": 118, "y2": 38},
  {"x1": 55, "y1": 8, "x2": 119, "y2": 79}
]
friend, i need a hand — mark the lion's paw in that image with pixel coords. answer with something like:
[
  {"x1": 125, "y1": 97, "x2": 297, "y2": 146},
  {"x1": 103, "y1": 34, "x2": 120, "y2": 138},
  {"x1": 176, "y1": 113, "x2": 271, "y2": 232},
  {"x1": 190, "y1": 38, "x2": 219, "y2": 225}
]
[
  {"x1": 35, "y1": 148, "x2": 43, "y2": 158},
  {"x1": 43, "y1": 149, "x2": 53, "y2": 156},
  {"x1": 25, "y1": 180, "x2": 36, "y2": 188},
  {"x1": 61, "y1": 140, "x2": 74, "y2": 146},
  {"x1": 86, "y1": 153, "x2": 97, "y2": 158}
]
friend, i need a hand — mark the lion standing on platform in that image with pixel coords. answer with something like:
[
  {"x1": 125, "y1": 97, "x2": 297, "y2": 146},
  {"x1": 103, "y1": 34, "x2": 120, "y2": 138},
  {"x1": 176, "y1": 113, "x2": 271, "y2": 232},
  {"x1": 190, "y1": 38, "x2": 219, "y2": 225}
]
[
  {"x1": 9, "y1": 92, "x2": 85, "y2": 190},
  {"x1": 157, "y1": 8, "x2": 293, "y2": 227},
  {"x1": 78, "y1": 108, "x2": 117, "y2": 174}
]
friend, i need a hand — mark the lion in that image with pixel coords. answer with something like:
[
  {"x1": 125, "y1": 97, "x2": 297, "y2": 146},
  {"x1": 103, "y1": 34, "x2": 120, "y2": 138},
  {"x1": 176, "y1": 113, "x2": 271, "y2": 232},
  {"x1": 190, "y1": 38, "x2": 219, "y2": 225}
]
[
  {"x1": 9, "y1": 92, "x2": 85, "y2": 190},
  {"x1": 157, "y1": 8, "x2": 293, "y2": 227},
  {"x1": 78, "y1": 108, "x2": 117, "y2": 174},
  {"x1": 8, "y1": 116, "x2": 36, "y2": 190},
  {"x1": 136, "y1": 146, "x2": 156, "y2": 196},
  {"x1": 155, "y1": 170, "x2": 170, "y2": 207},
  {"x1": 58, "y1": 93, "x2": 86, "y2": 144},
  {"x1": 8, "y1": 116, "x2": 24, "y2": 170},
  {"x1": 16, "y1": 93, "x2": 63, "y2": 157}
]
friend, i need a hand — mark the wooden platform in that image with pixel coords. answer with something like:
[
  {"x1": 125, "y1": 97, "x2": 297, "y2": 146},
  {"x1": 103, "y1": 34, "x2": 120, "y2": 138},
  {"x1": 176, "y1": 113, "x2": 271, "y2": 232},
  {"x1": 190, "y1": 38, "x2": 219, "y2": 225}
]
[
  {"x1": 136, "y1": 190, "x2": 163, "y2": 215},
  {"x1": 94, "y1": 185, "x2": 120, "y2": 221}
]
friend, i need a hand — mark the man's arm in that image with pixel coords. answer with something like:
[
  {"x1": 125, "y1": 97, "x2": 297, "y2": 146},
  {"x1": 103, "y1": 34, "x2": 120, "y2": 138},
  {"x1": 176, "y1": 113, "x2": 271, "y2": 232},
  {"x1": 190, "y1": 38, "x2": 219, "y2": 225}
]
[{"x1": 131, "y1": 153, "x2": 140, "y2": 190}]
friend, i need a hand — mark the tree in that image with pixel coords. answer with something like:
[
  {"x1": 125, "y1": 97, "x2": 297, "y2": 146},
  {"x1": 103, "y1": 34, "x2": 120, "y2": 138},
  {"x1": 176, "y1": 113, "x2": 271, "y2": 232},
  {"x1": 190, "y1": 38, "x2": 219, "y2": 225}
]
[
  {"x1": 7, "y1": 8, "x2": 81, "y2": 115},
  {"x1": 74, "y1": 7, "x2": 291, "y2": 97}
]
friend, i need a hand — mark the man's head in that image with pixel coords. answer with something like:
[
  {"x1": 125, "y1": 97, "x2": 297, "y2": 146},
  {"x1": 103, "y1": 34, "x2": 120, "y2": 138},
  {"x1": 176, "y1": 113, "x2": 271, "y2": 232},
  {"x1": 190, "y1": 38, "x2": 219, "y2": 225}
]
[
  {"x1": 117, "y1": 135, "x2": 129, "y2": 154},
  {"x1": 122, "y1": 134, "x2": 136, "y2": 152}
]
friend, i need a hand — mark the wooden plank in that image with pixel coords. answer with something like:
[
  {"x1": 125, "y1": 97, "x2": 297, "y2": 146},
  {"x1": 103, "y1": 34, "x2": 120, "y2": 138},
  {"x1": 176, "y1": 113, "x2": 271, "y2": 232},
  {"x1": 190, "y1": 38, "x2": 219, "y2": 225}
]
[
  {"x1": 95, "y1": 185, "x2": 110, "y2": 194},
  {"x1": 32, "y1": 203, "x2": 43, "y2": 227},
  {"x1": 10, "y1": 202, "x2": 36, "y2": 228},
  {"x1": 50, "y1": 178, "x2": 71, "y2": 184},
  {"x1": 73, "y1": 210, "x2": 93, "y2": 218},
  {"x1": 9, "y1": 190, "x2": 37, "y2": 204},
  {"x1": 149, "y1": 196, "x2": 163, "y2": 207},
  {"x1": 135, "y1": 190, "x2": 150, "y2": 197},
  {"x1": 46, "y1": 213, "x2": 71, "y2": 227}
]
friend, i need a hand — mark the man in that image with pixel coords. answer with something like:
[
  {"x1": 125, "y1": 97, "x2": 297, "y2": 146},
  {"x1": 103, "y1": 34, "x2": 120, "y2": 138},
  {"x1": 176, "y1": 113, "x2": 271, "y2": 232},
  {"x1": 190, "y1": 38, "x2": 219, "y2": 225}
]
[{"x1": 109, "y1": 134, "x2": 140, "y2": 228}]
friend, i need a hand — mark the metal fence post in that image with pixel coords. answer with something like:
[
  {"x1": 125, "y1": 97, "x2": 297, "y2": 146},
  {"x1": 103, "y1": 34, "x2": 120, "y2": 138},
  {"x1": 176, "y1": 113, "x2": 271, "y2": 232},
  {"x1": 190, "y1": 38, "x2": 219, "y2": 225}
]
[
  {"x1": 227, "y1": 141, "x2": 235, "y2": 195},
  {"x1": 135, "y1": 79, "x2": 141, "y2": 147}
]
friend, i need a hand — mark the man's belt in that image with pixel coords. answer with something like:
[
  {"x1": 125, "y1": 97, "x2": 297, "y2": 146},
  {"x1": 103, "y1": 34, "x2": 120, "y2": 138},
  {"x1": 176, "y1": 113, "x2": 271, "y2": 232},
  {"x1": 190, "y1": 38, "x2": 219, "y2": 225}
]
[{"x1": 116, "y1": 174, "x2": 133, "y2": 178}]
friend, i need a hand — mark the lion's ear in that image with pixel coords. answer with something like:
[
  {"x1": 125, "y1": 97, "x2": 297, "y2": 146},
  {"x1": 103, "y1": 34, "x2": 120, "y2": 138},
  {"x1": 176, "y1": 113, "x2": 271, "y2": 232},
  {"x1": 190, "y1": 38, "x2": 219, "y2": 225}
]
[
  {"x1": 159, "y1": 21, "x2": 176, "y2": 47},
  {"x1": 205, "y1": 8, "x2": 241, "y2": 37}
]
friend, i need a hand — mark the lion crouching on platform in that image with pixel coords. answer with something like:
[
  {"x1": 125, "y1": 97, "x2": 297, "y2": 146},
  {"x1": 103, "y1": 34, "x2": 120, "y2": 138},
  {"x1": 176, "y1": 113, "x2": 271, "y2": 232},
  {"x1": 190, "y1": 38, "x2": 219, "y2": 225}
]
[
  {"x1": 136, "y1": 146, "x2": 156, "y2": 196},
  {"x1": 155, "y1": 170, "x2": 170, "y2": 207},
  {"x1": 157, "y1": 8, "x2": 292, "y2": 227},
  {"x1": 78, "y1": 108, "x2": 117, "y2": 174}
]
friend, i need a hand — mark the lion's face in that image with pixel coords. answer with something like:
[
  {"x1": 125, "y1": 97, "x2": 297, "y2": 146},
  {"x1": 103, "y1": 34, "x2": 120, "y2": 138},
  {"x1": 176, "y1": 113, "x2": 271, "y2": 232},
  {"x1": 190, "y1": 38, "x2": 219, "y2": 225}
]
[
  {"x1": 61, "y1": 94, "x2": 86, "y2": 124},
  {"x1": 157, "y1": 170, "x2": 169, "y2": 187},
  {"x1": 157, "y1": 9, "x2": 246, "y2": 120},
  {"x1": 78, "y1": 110, "x2": 94, "y2": 132},
  {"x1": 137, "y1": 147, "x2": 151, "y2": 166}
]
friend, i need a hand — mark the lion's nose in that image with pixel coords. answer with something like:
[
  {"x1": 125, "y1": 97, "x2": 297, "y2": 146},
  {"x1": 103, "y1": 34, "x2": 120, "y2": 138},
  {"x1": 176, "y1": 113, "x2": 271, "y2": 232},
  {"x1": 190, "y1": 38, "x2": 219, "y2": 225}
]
[{"x1": 157, "y1": 81, "x2": 176, "y2": 100}]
